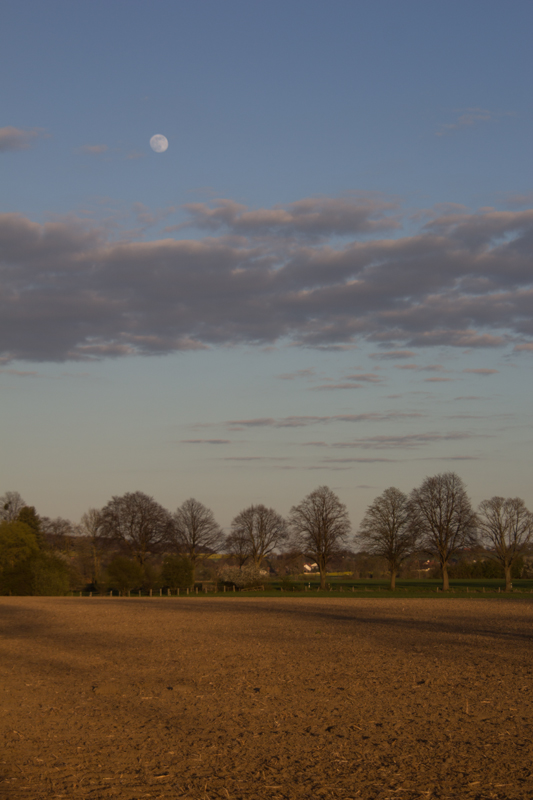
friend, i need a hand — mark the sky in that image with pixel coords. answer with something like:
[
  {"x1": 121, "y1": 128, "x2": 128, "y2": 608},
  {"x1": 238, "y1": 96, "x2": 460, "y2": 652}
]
[{"x1": 1, "y1": 0, "x2": 532, "y2": 533}]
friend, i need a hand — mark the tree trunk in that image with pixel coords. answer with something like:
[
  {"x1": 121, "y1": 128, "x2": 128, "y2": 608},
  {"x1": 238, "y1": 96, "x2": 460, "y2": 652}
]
[
  {"x1": 504, "y1": 564, "x2": 513, "y2": 592},
  {"x1": 389, "y1": 568, "x2": 397, "y2": 590},
  {"x1": 441, "y1": 561, "x2": 450, "y2": 591},
  {"x1": 319, "y1": 567, "x2": 326, "y2": 590}
]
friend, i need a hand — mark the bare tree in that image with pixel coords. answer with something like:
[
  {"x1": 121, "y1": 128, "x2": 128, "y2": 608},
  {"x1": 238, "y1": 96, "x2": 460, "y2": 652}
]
[
  {"x1": 224, "y1": 528, "x2": 251, "y2": 568},
  {"x1": 0, "y1": 491, "x2": 26, "y2": 522},
  {"x1": 230, "y1": 504, "x2": 288, "y2": 568},
  {"x1": 477, "y1": 497, "x2": 532, "y2": 591},
  {"x1": 100, "y1": 491, "x2": 171, "y2": 566},
  {"x1": 289, "y1": 486, "x2": 351, "y2": 590},
  {"x1": 357, "y1": 487, "x2": 417, "y2": 589},
  {"x1": 40, "y1": 516, "x2": 75, "y2": 553},
  {"x1": 78, "y1": 508, "x2": 107, "y2": 586},
  {"x1": 409, "y1": 472, "x2": 477, "y2": 591},
  {"x1": 170, "y1": 498, "x2": 224, "y2": 577}
]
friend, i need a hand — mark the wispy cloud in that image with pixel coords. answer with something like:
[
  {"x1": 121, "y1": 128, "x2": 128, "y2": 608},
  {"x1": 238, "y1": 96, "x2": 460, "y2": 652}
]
[
  {"x1": 435, "y1": 107, "x2": 511, "y2": 136},
  {"x1": 0, "y1": 126, "x2": 47, "y2": 152},
  {"x1": 371, "y1": 351, "x2": 417, "y2": 360},
  {"x1": 330, "y1": 432, "x2": 472, "y2": 450},
  {"x1": 181, "y1": 439, "x2": 232, "y2": 444},
  {"x1": 227, "y1": 412, "x2": 423, "y2": 429},
  {"x1": 462, "y1": 368, "x2": 499, "y2": 375},
  {"x1": 277, "y1": 368, "x2": 316, "y2": 380},
  {"x1": 77, "y1": 144, "x2": 109, "y2": 155}
]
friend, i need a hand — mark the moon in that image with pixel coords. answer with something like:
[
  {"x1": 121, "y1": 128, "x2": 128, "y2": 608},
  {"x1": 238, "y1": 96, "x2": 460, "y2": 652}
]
[{"x1": 150, "y1": 134, "x2": 169, "y2": 153}]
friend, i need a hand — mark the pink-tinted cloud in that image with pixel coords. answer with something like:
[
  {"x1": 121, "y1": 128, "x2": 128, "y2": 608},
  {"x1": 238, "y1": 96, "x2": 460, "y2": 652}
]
[{"x1": 0, "y1": 126, "x2": 46, "y2": 152}]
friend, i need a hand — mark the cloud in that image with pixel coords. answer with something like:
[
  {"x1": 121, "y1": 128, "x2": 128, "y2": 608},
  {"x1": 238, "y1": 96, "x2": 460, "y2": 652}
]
[
  {"x1": 462, "y1": 368, "x2": 499, "y2": 375},
  {"x1": 77, "y1": 144, "x2": 109, "y2": 155},
  {"x1": 0, "y1": 126, "x2": 46, "y2": 152},
  {"x1": 227, "y1": 412, "x2": 423, "y2": 429},
  {"x1": 181, "y1": 439, "x2": 232, "y2": 444},
  {"x1": 344, "y1": 372, "x2": 383, "y2": 383},
  {"x1": 311, "y1": 383, "x2": 364, "y2": 390},
  {"x1": 1, "y1": 201, "x2": 532, "y2": 362},
  {"x1": 435, "y1": 108, "x2": 510, "y2": 136},
  {"x1": 330, "y1": 432, "x2": 472, "y2": 450},
  {"x1": 277, "y1": 368, "x2": 316, "y2": 380},
  {"x1": 371, "y1": 350, "x2": 417, "y2": 360},
  {"x1": 513, "y1": 343, "x2": 533, "y2": 353},
  {"x1": 171, "y1": 193, "x2": 401, "y2": 239},
  {"x1": 0, "y1": 368, "x2": 38, "y2": 376},
  {"x1": 321, "y1": 457, "x2": 395, "y2": 463}
]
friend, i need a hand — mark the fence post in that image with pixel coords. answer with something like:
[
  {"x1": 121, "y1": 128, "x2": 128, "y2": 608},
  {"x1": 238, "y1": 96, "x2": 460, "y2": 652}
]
[
  {"x1": 139, "y1": 590, "x2": 141, "y2": 598},
  {"x1": 149, "y1": 588, "x2": 152, "y2": 597},
  {"x1": 177, "y1": 588, "x2": 180, "y2": 596},
  {"x1": 110, "y1": 590, "x2": 112, "y2": 597},
  {"x1": 159, "y1": 588, "x2": 162, "y2": 597},
  {"x1": 167, "y1": 588, "x2": 171, "y2": 597},
  {"x1": 79, "y1": 591, "x2": 82, "y2": 597}
]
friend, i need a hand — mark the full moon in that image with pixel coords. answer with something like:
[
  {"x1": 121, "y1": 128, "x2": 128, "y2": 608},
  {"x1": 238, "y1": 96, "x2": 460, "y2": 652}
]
[{"x1": 150, "y1": 134, "x2": 169, "y2": 153}]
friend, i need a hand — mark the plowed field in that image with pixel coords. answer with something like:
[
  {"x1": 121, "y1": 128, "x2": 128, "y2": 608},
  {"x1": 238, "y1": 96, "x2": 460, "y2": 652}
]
[{"x1": 1, "y1": 597, "x2": 532, "y2": 800}]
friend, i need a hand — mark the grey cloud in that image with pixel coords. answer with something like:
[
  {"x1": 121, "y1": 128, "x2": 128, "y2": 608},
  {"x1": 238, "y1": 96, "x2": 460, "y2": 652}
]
[
  {"x1": 181, "y1": 439, "x2": 232, "y2": 444},
  {"x1": 1, "y1": 202, "x2": 532, "y2": 362},
  {"x1": 331, "y1": 432, "x2": 471, "y2": 450},
  {"x1": 371, "y1": 350, "x2": 417, "y2": 360},
  {"x1": 175, "y1": 194, "x2": 401, "y2": 239},
  {"x1": 277, "y1": 368, "x2": 316, "y2": 380},
  {"x1": 321, "y1": 457, "x2": 395, "y2": 463},
  {"x1": 227, "y1": 412, "x2": 423, "y2": 429},
  {"x1": 311, "y1": 383, "x2": 363, "y2": 390},
  {"x1": 0, "y1": 126, "x2": 45, "y2": 152}
]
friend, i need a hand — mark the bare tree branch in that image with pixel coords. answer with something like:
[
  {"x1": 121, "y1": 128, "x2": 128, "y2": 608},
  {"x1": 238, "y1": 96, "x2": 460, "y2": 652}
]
[
  {"x1": 289, "y1": 486, "x2": 351, "y2": 590},
  {"x1": 477, "y1": 497, "x2": 533, "y2": 591},
  {"x1": 357, "y1": 487, "x2": 417, "y2": 589},
  {"x1": 409, "y1": 472, "x2": 477, "y2": 591}
]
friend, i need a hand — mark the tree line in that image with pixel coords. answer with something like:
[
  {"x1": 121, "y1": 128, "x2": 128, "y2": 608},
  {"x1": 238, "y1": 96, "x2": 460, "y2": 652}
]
[{"x1": 1, "y1": 473, "x2": 532, "y2": 595}]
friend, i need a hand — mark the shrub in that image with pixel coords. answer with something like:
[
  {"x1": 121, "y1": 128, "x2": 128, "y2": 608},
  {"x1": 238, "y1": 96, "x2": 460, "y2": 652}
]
[
  {"x1": 218, "y1": 564, "x2": 264, "y2": 589},
  {"x1": 106, "y1": 556, "x2": 144, "y2": 595},
  {"x1": 161, "y1": 555, "x2": 194, "y2": 590}
]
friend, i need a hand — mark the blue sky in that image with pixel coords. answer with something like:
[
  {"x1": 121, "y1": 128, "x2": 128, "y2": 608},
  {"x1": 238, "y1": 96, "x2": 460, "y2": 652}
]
[{"x1": 1, "y1": 0, "x2": 532, "y2": 530}]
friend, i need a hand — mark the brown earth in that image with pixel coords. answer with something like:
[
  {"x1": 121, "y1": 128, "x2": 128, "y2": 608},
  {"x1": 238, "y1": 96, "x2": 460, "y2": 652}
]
[{"x1": 0, "y1": 596, "x2": 532, "y2": 800}]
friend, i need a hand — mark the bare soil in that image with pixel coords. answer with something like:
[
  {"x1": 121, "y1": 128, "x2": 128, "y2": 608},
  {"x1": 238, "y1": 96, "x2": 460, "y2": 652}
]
[{"x1": 0, "y1": 596, "x2": 532, "y2": 800}]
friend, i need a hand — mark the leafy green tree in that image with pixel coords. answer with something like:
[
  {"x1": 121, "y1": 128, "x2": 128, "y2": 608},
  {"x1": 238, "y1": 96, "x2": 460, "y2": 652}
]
[
  {"x1": 106, "y1": 556, "x2": 144, "y2": 595},
  {"x1": 0, "y1": 521, "x2": 40, "y2": 578},
  {"x1": 17, "y1": 506, "x2": 44, "y2": 547},
  {"x1": 0, "y1": 522, "x2": 70, "y2": 595},
  {"x1": 161, "y1": 555, "x2": 194, "y2": 590},
  {"x1": 31, "y1": 553, "x2": 71, "y2": 596}
]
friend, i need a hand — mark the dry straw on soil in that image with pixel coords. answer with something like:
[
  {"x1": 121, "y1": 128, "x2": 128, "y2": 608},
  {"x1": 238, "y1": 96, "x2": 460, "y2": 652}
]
[{"x1": 1, "y1": 596, "x2": 532, "y2": 800}]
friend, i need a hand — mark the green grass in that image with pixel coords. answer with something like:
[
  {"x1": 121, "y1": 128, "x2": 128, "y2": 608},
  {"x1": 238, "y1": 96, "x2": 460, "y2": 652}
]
[{"x1": 71, "y1": 578, "x2": 533, "y2": 600}]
